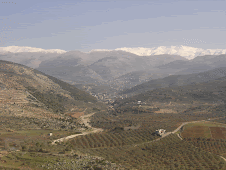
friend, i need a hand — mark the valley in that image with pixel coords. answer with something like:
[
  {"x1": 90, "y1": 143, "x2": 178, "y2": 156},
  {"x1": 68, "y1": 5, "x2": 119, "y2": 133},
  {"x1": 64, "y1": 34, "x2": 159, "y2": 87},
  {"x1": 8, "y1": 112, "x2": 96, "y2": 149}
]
[
  {"x1": 1, "y1": 0, "x2": 226, "y2": 168},
  {"x1": 1, "y1": 50, "x2": 226, "y2": 169}
]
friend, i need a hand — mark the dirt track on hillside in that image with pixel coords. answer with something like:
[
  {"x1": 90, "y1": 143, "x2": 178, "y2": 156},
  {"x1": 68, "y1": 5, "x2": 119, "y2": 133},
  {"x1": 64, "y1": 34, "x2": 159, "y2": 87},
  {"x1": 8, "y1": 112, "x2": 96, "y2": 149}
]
[
  {"x1": 52, "y1": 115, "x2": 225, "y2": 145},
  {"x1": 52, "y1": 112, "x2": 103, "y2": 144}
]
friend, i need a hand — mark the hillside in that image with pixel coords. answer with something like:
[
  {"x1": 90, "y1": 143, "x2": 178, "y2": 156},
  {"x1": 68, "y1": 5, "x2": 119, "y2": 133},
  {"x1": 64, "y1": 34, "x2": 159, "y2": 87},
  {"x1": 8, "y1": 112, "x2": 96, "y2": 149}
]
[
  {"x1": 157, "y1": 54, "x2": 226, "y2": 75},
  {"x1": 0, "y1": 59, "x2": 107, "y2": 130},
  {"x1": 1, "y1": 59, "x2": 226, "y2": 170},
  {"x1": 113, "y1": 75, "x2": 226, "y2": 117},
  {"x1": 0, "y1": 50, "x2": 187, "y2": 95},
  {"x1": 0, "y1": 59, "x2": 126, "y2": 170},
  {"x1": 120, "y1": 67, "x2": 226, "y2": 96},
  {"x1": 37, "y1": 51, "x2": 187, "y2": 81},
  {"x1": 1, "y1": 46, "x2": 226, "y2": 101}
]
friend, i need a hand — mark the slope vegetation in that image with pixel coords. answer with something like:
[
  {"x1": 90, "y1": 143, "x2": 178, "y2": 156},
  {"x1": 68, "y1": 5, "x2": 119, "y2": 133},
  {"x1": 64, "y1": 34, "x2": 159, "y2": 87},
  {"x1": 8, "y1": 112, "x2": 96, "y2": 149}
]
[
  {"x1": 0, "y1": 59, "x2": 105, "y2": 130},
  {"x1": 120, "y1": 67, "x2": 226, "y2": 96}
]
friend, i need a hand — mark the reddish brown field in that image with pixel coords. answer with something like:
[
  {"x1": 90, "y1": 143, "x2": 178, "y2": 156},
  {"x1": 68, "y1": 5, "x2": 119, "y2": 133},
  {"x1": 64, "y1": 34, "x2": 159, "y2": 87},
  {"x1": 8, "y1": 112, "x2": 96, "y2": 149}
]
[
  {"x1": 209, "y1": 127, "x2": 226, "y2": 139},
  {"x1": 70, "y1": 112, "x2": 84, "y2": 118},
  {"x1": 66, "y1": 112, "x2": 84, "y2": 118},
  {"x1": 181, "y1": 126, "x2": 210, "y2": 138}
]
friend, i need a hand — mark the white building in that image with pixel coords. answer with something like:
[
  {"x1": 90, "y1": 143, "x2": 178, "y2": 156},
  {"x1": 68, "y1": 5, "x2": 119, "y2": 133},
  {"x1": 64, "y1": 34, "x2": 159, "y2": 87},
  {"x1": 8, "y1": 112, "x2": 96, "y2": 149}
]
[{"x1": 155, "y1": 129, "x2": 166, "y2": 136}]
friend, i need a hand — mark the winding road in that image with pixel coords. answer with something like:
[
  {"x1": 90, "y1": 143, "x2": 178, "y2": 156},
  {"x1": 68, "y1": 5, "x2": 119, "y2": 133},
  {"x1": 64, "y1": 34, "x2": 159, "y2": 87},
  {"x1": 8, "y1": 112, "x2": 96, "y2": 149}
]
[
  {"x1": 156, "y1": 117, "x2": 225, "y2": 140},
  {"x1": 51, "y1": 112, "x2": 103, "y2": 145},
  {"x1": 52, "y1": 114, "x2": 225, "y2": 146},
  {"x1": 51, "y1": 113, "x2": 226, "y2": 164}
]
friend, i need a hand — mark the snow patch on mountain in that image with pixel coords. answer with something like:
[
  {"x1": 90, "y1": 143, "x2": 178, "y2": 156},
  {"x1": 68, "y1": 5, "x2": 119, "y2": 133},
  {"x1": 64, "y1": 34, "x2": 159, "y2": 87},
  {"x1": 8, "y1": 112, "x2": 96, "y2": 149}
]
[
  {"x1": 114, "y1": 46, "x2": 226, "y2": 60},
  {"x1": 1, "y1": 45, "x2": 226, "y2": 60},
  {"x1": 90, "y1": 45, "x2": 226, "y2": 60},
  {"x1": 89, "y1": 49, "x2": 113, "y2": 52},
  {"x1": 0, "y1": 46, "x2": 67, "y2": 54}
]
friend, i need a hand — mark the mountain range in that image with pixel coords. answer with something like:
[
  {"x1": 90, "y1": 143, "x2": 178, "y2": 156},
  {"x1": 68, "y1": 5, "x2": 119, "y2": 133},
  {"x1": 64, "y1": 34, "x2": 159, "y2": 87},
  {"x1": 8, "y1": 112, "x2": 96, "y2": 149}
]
[
  {"x1": 0, "y1": 46, "x2": 66, "y2": 54},
  {"x1": 120, "y1": 66, "x2": 226, "y2": 97},
  {"x1": 0, "y1": 47, "x2": 188, "y2": 94},
  {"x1": 1, "y1": 45, "x2": 226, "y2": 98},
  {"x1": 114, "y1": 72, "x2": 226, "y2": 117},
  {"x1": 112, "y1": 46, "x2": 226, "y2": 60},
  {"x1": 1, "y1": 45, "x2": 226, "y2": 60},
  {"x1": 1, "y1": 45, "x2": 226, "y2": 170}
]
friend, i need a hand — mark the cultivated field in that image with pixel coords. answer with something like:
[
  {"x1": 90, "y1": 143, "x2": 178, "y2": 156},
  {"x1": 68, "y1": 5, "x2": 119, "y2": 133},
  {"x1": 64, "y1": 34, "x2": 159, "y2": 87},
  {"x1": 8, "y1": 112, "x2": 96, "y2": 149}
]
[
  {"x1": 80, "y1": 134, "x2": 226, "y2": 170},
  {"x1": 181, "y1": 120, "x2": 226, "y2": 162},
  {"x1": 181, "y1": 121, "x2": 226, "y2": 139},
  {"x1": 210, "y1": 127, "x2": 226, "y2": 139}
]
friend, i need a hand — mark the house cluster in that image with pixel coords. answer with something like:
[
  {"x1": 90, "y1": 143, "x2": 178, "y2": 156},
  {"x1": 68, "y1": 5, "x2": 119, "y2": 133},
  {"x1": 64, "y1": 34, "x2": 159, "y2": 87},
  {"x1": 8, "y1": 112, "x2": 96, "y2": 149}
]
[
  {"x1": 136, "y1": 101, "x2": 147, "y2": 105},
  {"x1": 89, "y1": 92, "x2": 127, "y2": 104}
]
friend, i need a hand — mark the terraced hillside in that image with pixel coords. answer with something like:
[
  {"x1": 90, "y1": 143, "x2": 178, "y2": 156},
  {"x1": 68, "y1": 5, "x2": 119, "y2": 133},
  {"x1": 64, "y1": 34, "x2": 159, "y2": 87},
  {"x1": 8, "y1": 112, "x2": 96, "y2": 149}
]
[
  {"x1": 0, "y1": 60, "x2": 106, "y2": 130},
  {"x1": 0, "y1": 60, "x2": 117, "y2": 169}
]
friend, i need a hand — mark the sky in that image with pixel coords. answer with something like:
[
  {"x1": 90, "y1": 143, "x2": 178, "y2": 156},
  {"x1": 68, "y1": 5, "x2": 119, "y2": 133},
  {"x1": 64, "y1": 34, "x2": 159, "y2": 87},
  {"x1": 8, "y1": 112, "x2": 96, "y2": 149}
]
[{"x1": 0, "y1": 0, "x2": 226, "y2": 52}]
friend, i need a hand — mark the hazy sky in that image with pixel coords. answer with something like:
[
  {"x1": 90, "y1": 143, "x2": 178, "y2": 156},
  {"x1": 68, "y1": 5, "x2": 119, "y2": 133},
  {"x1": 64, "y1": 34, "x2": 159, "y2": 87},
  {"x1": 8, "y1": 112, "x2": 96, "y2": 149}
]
[{"x1": 0, "y1": 0, "x2": 226, "y2": 52}]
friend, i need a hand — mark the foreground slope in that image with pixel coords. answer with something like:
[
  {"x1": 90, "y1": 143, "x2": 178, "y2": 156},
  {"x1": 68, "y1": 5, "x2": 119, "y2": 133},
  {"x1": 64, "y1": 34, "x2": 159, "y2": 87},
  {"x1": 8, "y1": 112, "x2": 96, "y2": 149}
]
[
  {"x1": 0, "y1": 59, "x2": 106, "y2": 129},
  {"x1": 0, "y1": 60, "x2": 125, "y2": 169}
]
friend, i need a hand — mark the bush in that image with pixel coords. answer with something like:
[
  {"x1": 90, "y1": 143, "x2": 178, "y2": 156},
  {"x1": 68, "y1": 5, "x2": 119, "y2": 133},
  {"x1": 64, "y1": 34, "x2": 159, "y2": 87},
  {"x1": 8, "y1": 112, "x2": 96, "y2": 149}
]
[
  {"x1": 21, "y1": 145, "x2": 28, "y2": 151},
  {"x1": 93, "y1": 108, "x2": 101, "y2": 111}
]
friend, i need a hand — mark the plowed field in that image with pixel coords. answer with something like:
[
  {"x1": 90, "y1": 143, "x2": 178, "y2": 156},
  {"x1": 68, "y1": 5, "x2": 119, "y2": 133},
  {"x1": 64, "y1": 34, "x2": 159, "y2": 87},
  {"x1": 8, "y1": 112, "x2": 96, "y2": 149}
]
[
  {"x1": 210, "y1": 127, "x2": 226, "y2": 139},
  {"x1": 181, "y1": 126, "x2": 211, "y2": 138}
]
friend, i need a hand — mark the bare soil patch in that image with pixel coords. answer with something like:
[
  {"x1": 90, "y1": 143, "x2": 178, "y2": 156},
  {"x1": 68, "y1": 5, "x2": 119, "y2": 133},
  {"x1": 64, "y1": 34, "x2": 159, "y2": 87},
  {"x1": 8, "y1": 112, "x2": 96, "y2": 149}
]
[
  {"x1": 154, "y1": 109, "x2": 177, "y2": 113},
  {"x1": 68, "y1": 112, "x2": 84, "y2": 118}
]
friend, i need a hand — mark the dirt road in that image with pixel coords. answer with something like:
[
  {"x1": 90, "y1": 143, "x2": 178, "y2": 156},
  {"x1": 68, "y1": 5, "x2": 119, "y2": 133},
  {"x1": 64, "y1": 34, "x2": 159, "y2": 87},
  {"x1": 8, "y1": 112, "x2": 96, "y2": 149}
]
[
  {"x1": 52, "y1": 112, "x2": 103, "y2": 144},
  {"x1": 134, "y1": 119, "x2": 209, "y2": 146},
  {"x1": 52, "y1": 115, "x2": 223, "y2": 145}
]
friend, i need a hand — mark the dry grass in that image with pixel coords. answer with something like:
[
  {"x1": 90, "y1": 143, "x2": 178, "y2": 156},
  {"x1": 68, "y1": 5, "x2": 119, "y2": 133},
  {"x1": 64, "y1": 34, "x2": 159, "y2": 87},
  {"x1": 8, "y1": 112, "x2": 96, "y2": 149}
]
[{"x1": 67, "y1": 112, "x2": 85, "y2": 118}]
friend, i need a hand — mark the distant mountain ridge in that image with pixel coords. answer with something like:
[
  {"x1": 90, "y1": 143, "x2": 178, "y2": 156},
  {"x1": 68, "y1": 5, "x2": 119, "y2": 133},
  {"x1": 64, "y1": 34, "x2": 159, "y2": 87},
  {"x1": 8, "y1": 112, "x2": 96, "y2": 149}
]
[
  {"x1": 1, "y1": 45, "x2": 226, "y2": 97},
  {"x1": 0, "y1": 49, "x2": 188, "y2": 94},
  {"x1": 120, "y1": 66, "x2": 226, "y2": 96},
  {"x1": 90, "y1": 45, "x2": 226, "y2": 60},
  {"x1": 158, "y1": 54, "x2": 226, "y2": 75},
  {"x1": 37, "y1": 51, "x2": 187, "y2": 89},
  {"x1": 1, "y1": 45, "x2": 226, "y2": 60},
  {"x1": 0, "y1": 46, "x2": 67, "y2": 54},
  {"x1": 113, "y1": 73, "x2": 226, "y2": 117}
]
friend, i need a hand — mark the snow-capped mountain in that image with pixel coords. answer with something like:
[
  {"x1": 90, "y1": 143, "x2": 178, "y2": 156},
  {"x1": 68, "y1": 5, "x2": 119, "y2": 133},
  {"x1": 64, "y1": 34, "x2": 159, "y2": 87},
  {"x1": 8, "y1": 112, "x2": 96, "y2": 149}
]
[
  {"x1": 91, "y1": 45, "x2": 226, "y2": 60},
  {"x1": 1, "y1": 45, "x2": 226, "y2": 60},
  {"x1": 89, "y1": 49, "x2": 113, "y2": 52},
  {"x1": 0, "y1": 46, "x2": 67, "y2": 54}
]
